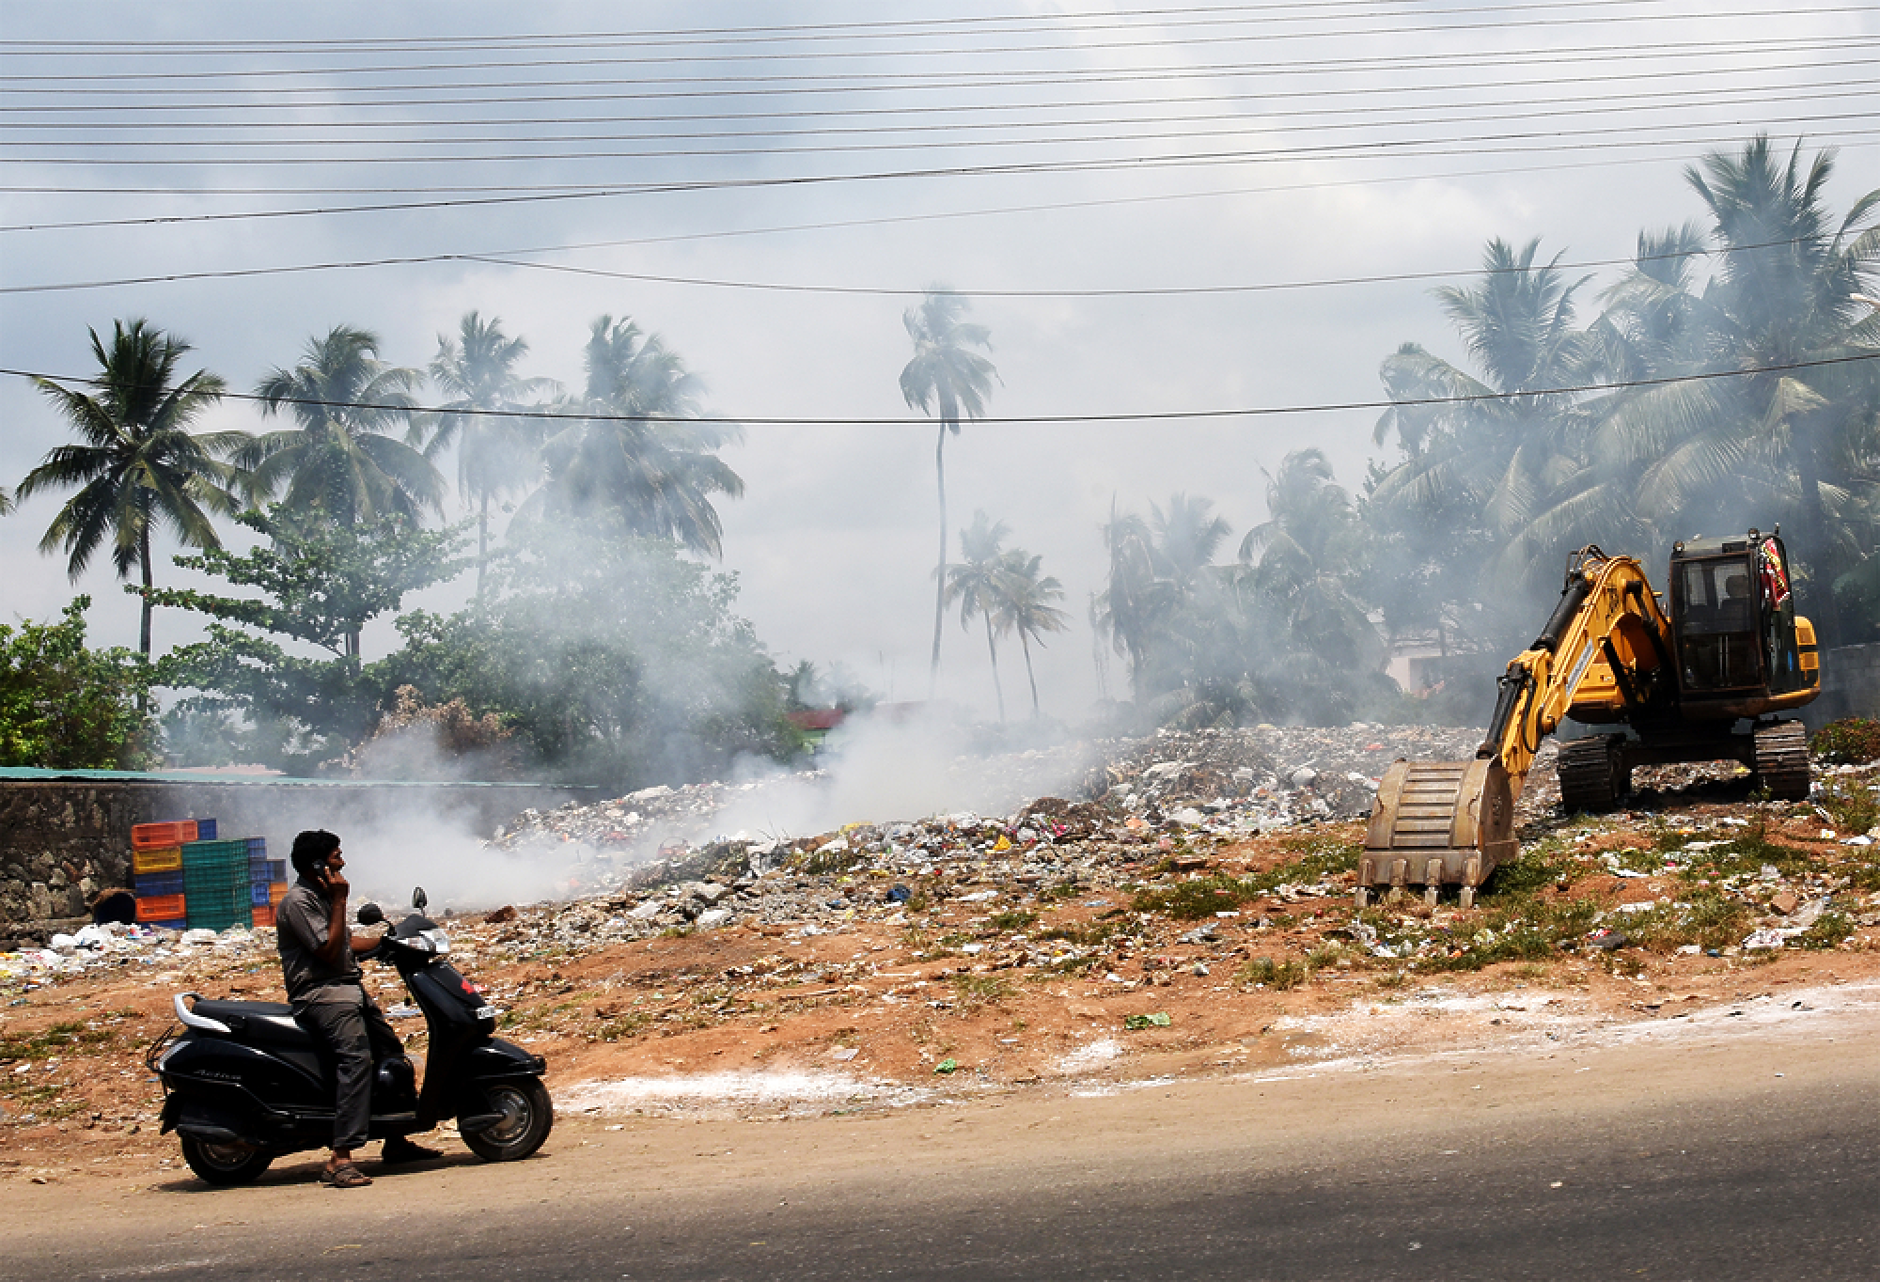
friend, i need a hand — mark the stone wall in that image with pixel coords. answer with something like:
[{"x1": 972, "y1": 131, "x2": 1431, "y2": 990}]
[{"x1": 0, "y1": 775, "x2": 588, "y2": 930}]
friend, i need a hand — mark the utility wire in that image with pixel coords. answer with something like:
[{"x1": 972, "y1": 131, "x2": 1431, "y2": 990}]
[
  {"x1": 0, "y1": 1, "x2": 1736, "y2": 52},
  {"x1": 12, "y1": 106, "x2": 1871, "y2": 168},
  {"x1": 11, "y1": 79, "x2": 1864, "y2": 147},
  {"x1": 5, "y1": 353, "x2": 1873, "y2": 427},
  {"x1": 9, "y1": 83, "x2": 1869, "y2": 157},
  {"x1": 0, "y1": 1, "x2": 1810, "y2": 59},
  {"x1": 7, "y1": 70, "x2": 1872, "y2": 140},
  {"x1": 6, "y1": 121, "x2": 1873, "y2": 242},
  {"x1": 4, "y1": 35, "x2": 1866, "y2": 109},
  {"x1": 3, "y1": 4, "x2": 1866, "y2": 82},
  {"x1": 5, "y1": 137, "x2": 1872, "y2": 287}
]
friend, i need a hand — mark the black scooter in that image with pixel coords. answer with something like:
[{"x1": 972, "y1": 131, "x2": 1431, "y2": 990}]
[{"x1": 150, "y1": 888, "x2": 552, "y2": 1185}]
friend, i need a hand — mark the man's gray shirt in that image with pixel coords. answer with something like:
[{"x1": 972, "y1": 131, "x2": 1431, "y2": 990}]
[{"x1": 276, "y1": 876, "x2": 362, "y2": 1004}]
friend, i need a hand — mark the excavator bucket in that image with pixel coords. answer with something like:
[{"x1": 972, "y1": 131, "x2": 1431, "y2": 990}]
[{"x1": 1359, "y1": 759, "x2": 1517, "y2": 908}]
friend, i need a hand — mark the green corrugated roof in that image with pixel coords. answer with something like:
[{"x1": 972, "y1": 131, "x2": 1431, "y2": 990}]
[{"x1": 0, "y1": 766, "x2": 592, "y2": 789}]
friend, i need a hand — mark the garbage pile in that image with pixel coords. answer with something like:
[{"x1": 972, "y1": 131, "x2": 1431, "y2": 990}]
[
  {"x1": 486, "y1": 723, "x2": 1499, "y2": 900},
  {"x1": 0, "y1": 920, "x2": 272, "y2": 987}
]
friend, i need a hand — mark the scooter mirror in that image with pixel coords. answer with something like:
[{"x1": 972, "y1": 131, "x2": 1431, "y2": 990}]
[
  {"x1": 412, "y1": 886, "x2": 428, "y2": 912},
  {"x1": 357, "y1": 903, "x2": 385, "y2": 926}
]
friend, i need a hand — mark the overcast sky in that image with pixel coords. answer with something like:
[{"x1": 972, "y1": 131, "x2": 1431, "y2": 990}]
[{"x1": 3, "y1": 0, "x2": 1876, "y2": 723}]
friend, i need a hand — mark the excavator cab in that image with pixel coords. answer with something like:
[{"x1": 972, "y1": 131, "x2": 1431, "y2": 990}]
[{"x1": 1670, "y1": 533, "x2": 1810, "y2": 699}]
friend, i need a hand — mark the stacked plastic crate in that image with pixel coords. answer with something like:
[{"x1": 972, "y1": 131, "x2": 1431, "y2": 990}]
[
  {"x1": 181, "y1": 830, "x2": 251, "y2": 932},
  {"x1": 248, "y1": 838, "x2": 289, "y2": 927},
  {"x1": 131, "y1": 820, "x2": 194, "y2": 928}
]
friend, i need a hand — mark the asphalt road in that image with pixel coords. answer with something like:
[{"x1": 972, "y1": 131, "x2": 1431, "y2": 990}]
[{"x1": 5, "y1": 1008, "x2": 1876, "y2": 1281}]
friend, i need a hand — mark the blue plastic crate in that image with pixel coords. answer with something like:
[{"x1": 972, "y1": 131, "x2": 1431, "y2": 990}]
[
  {"x1": 244, "y1": 836, "x2": 266, "y2": 854},
  {"x1": 195, "y1": 818, "x2": 217, "y2": 840},
  {"x1": 133, "y1": 869, "x2": 186, "y2": 897}
]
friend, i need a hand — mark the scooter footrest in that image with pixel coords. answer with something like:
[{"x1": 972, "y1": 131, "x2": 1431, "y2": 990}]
[
  {"x1": 456, "y1": 1112, "x2": 504, "y2": 1134},
  {"x1": 372, "y1": 1112, "x2": 419, "y2": 1126}
]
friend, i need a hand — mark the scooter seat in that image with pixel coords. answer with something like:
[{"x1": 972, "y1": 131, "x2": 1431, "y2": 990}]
[{"x1": 190, "y1": 998, "x2": 318, "y2": 1048}]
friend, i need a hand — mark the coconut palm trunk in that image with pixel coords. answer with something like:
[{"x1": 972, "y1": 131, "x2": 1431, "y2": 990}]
[
  {"x1": 981, "y1": 607, "x2": 1006, "y2": 722},
  {"x1": 1018, "y1": 629, "x2": 1040, "y2": 717},
  {"x1": 931, "y1": 419, "x2": 950, "y2": 689}
]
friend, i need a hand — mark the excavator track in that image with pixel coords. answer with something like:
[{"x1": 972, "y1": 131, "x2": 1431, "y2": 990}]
[
  {"x1": 1557, "y1": 735, "x2": 1630, "y2": 813},
  {"x1": 1360, "y1": 758, "x2": 1516, "y2": 909},
  {"x1": 1751, "y1": 719, "x2": 1811, "y2": 800}
]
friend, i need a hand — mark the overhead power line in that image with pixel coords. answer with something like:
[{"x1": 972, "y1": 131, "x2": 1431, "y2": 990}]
[
  {"x1": 6, "y1": 120, "x2": 1874, "y2": 244},
  {"x1": 5, "y1": 353, "x2": 1874, "y2": 428},
  {"x1": 3, "y1": 34, "x2": 1867, "y2": 110},
  {"x1": 2, "y1": 4, "x2": 1868, "y2": 83}
]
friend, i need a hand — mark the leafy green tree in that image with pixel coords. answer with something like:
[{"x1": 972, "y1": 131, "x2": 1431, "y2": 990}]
[
  {"x1": 145, "y1": 508, "x2": 467, "y2": 769},
  {"x1": 246, "y1": 326, "x2": 442, "y2": 527},
  {"x1": 942, "y1": 510, "x2": 1013, "y2": 721},
  {"x1": 899, "y1": 289, "x2": 997, "y2": 690},
  {"x1": 426, "y1": 312, "x2": 558, "y2": 600},
  {"x1": 0, "y1": 597, "x2": 156, "y2": 769},
  {"x1": 531, "y1": 315, "x2": 744, "y2": 556},
  {"x1": 383, "y1": 515, "x2": 799, "y2": 790},
  {"x1": 993, "y1": 549, "x2": 1068, "y2": 718},
  {"x1": 18, "y1": 318, "x2": 243, "y2": 657}
]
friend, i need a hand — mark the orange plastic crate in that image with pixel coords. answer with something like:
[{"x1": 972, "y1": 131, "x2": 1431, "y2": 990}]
[
  {"x1": 132, "y1": 845, "x2": 183, "y2": 874},
  {"x1": 269, "y1": 881, "x2": 289, "y2": 905},
  {"x1": 132, "y1": 820, "x2": 197, "y2": 850},
  {"x1": 251, "y1": 905, "x2": 276, "y2": 929},
  {"x1": 135, "y1": 893, "x2": 187, "y2": 922}
]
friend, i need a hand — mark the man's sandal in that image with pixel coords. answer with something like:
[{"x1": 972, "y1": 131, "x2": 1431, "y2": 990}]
[{"x1": 319, "y1": 1160, "x2": 372, "y2": 1188}]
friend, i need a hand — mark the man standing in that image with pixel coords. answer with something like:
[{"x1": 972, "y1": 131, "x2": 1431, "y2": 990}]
[{"x1": 276, "y1": 829, "x2": 439, "y2": 1188}]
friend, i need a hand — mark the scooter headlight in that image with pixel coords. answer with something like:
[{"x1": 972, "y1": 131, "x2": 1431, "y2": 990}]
[{"x1": 421, "y1": 928, "x2": 451, "y2": 956}]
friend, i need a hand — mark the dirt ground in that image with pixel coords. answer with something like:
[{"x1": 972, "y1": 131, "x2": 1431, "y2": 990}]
[{"x1": 4, "y1": 771, "x2": 1879, "y2": 1185}]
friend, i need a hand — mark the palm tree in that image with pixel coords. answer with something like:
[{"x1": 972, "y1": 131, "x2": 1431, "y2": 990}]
[
  {"x1": 1372, "y1": 239, "x2": 1600, "y2": 556},
  {"x1": 1240, "y1": 450, "x2": 1383, "y2": 678},
  {"x1": 994, "y1": 549, "x2": 1068, "y2": 717},
  {"x1": 1599, "y1": 137, "x2": 1879, "y2": 642},
  {"x1": 427, "y1": 312, "x2": 558, "y2": 600},
  {"x1": 1151, "y1": 493, "x2": 1233, "y2": 587},
  {"x1": 246, "y1": 326, "x2": 441, "y2": 528},
  {"x1": 534, "y1": 315, "x2": 743, "y2": 556},
  {"x1": 899, "y1": 289, "x2": 997, "y2": 692},
  {"x1": 942, "y1": 510, "x2": 1013, "y2": 721},
  {"x1": 18, "y1": 318, "x2": 243, "y2": 657},
  {"x1": 1094, "y1": 502, "x2": 1164, "y2": 706}
]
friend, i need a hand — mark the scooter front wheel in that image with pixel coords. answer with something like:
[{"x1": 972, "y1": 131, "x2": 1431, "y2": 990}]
[
  {"x1": 180, "y1": 1135, "x2": 274, "y2": 1186},
  {"x1": 462, "y1": 1079, "x2": 553, "y2": 1162}
]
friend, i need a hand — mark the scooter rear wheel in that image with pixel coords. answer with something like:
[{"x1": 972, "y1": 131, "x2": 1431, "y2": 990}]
[
  {"x1": 180, "y1": 1136, "x2": 274, "y2": 1186},
  {"x1": 462, "y1": 1079, "x2": 553, "y2": 1162}
]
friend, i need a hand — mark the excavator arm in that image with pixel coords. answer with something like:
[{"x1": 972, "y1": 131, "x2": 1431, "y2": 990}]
[{"x1": 1360, "y1": 547, "x2": 1674, "y2": 907}]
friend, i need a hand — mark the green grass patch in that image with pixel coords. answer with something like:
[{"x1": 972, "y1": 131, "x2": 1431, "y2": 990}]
[
  {"x1": 1819, "y1": 778, "x2": 1879, "y2": 835},
  {"x1": 594, "y1": 1011, "x2": 653, "y2": 1042},
  {"x1": 0, "y1": 1021, "x2": 114, "y2": 1061},
  {"x1": 987, "y1": 909, "x2": 1038, "y2": 934},
  {"x1": 950, "y1": 974, "x2": 1009, "y2": 1012},
  {"x1": 1605, "y1": 893, "x2": 1752, "y2": 952},
  {"x1": 1238, "y1": 955, "x2": 1309, "y2": 989}
]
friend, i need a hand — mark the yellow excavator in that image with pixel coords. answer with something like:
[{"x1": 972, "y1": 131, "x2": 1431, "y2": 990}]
[{"x1": 1361, "y1": 528, "x2": 1821, "y2": 907}]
